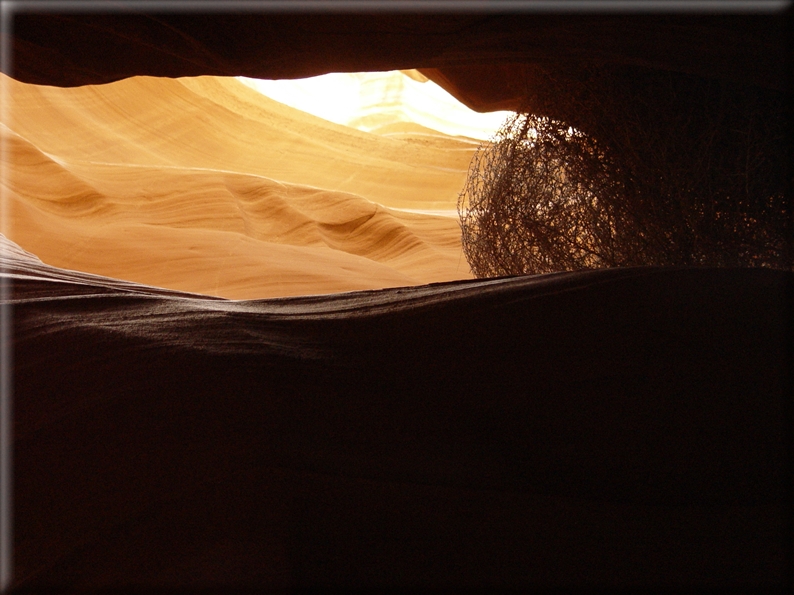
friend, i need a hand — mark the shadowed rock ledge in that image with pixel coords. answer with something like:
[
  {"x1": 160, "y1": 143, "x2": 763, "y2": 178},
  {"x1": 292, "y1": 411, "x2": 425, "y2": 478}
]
[{"x1": 5, "y1": 235, "x2": 791, "y2": 590}]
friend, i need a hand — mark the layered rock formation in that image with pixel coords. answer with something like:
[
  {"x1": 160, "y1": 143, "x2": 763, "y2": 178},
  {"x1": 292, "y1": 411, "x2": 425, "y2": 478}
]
[
  {"x1": 1, "y1": 73, "x2": 477, "y2": 298},
  {"x1": 2, "y1": 8, "x2": 791, "y2": 593}
]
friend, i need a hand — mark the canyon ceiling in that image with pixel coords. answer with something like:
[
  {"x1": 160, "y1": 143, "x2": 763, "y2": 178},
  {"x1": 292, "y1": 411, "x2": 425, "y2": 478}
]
[{"x1": 6, "y1": 11, "x2": 788, "y2": 113}]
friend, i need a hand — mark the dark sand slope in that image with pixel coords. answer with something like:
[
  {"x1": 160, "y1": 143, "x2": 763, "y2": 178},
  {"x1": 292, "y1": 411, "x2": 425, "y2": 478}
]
[{"x1": 5, "y1": 235, "x2": 791, "y2": 590}]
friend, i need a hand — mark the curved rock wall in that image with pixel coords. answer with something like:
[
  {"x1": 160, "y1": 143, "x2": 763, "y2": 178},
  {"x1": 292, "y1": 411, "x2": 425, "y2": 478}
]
[{"x1": 7, "y1": 12, "x2": 787, "y2": 111}]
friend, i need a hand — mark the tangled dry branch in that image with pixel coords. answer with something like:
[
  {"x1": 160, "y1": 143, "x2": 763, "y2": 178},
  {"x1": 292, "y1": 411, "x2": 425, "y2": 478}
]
[{"x1": 458, "y1": 67, "x2": 791, "y2": 278}]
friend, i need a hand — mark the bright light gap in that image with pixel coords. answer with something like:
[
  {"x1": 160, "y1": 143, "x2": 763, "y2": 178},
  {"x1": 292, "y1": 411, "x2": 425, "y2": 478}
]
[{"x1": 237, "y1": 70, "x2": 514, "y2": 142}]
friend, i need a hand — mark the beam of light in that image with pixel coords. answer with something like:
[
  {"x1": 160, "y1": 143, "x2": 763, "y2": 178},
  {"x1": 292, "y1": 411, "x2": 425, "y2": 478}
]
[{"x1": 238, "y1": 70, "x2": 514, "y2": 141}]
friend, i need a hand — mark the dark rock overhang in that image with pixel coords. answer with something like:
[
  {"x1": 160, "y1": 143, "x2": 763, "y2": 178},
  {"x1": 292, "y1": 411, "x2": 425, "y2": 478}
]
[{"x1": 4, "y1": 10, "x2": 790, "y2": 114}]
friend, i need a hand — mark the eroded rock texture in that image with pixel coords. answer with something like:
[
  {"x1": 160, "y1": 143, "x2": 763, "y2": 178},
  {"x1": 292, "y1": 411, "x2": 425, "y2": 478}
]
[{"x1": 3, "y1": 8, "x2": 791, "y2": 593}]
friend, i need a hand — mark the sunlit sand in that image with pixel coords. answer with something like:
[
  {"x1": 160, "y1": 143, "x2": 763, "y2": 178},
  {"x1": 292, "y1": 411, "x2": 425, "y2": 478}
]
[{"x1": 0, "y1": 71, "x2": 510, "y2": 299}]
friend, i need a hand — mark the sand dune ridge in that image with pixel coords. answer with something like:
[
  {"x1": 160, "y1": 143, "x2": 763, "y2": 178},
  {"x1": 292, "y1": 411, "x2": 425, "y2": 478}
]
[{"x1": 2, "y1": 73, "x2": 474, "y2": 298}]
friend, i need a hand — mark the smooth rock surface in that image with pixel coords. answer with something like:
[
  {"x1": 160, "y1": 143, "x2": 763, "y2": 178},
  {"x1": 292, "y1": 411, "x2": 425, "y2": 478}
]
[{"x1": 5, "y1": 234, "x2": 790, "y2": 590}]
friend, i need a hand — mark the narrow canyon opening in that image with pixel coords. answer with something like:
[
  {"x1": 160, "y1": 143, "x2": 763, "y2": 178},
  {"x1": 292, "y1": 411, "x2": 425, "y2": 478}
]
[
  {"x1": 1, "y1": 70, "x2": 513, "y2": 299},
  {"x1": 3, "y1": 11, "x2": 789, "y2": 592}
]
